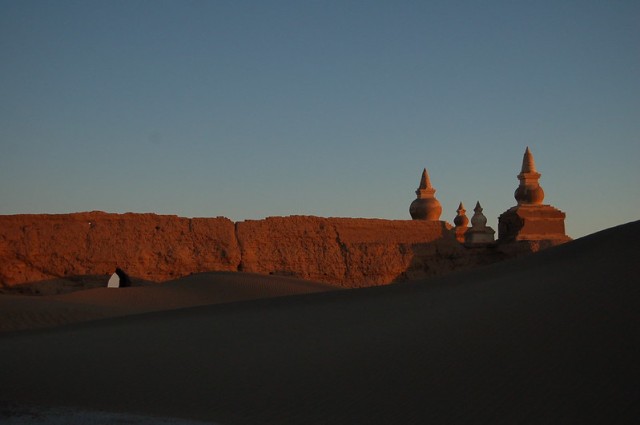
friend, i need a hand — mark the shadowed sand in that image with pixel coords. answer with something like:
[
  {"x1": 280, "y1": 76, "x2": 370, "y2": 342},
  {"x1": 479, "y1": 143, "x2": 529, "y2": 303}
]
[
  {"x1": 0, "y1": 272, "x2": 337, "y2": 332},
  {"x1": 0, "y1": 221, "x2": 639, "y2": 424}
]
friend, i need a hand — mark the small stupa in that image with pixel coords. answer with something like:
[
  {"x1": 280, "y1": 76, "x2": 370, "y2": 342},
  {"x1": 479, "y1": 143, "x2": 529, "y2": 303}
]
[
  {"x1": 409, "y1": 168, "x2": 442, "y2": 221},
  {"x1": 464, "y1": 201, "x2": 495, "y2": 246},
  {"x1": 453, "y1": 202, "x2": 469, "y2": 243},
  {"x1": 498, "y1": 147, "x2": 569, "y2": 242}
]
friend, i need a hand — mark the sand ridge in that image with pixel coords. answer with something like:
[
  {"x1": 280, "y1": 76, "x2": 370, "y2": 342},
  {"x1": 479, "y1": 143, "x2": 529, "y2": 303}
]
[{"x1": 0, "y1": 220, "x2": 638, "y2": 424}]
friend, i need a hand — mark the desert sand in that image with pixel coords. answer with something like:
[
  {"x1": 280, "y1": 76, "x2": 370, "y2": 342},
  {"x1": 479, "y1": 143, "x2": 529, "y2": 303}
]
[
  {"x1": 0, "y1": 220, "x2": 639, "y2": 424},
  {"x1": 0, "y1": 272, "x2": 337, "y2": 333}
]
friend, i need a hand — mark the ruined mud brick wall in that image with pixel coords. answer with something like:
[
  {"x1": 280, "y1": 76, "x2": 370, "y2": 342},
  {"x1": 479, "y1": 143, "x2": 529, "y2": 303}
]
[
  {"x1": 236, "y1": 216, "x2": 501, "y2": 287},
  {"x1": 0, "y1": 213, "x2": 507, "y2": 288},
  {"x1": 0, "y1": 212, "x2": 239, "y2": 285}
]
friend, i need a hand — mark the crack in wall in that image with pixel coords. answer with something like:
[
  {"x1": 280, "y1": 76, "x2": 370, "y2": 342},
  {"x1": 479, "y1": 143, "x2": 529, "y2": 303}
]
[
  {"x1": 234, "y1": 221, "x2": 243, "y2": 272},
  {"x1": 333, "y1": 224, "x2": 350, "y2": 281}
]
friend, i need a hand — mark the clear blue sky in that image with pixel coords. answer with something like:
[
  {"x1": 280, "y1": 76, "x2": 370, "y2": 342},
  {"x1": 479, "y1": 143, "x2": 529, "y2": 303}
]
[{"x1": 1, "y1": 0, "x2": 638, "y2": 238}]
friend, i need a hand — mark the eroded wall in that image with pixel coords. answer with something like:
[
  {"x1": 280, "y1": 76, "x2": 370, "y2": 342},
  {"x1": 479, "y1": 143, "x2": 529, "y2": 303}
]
[
  {"x1": 0, "y1": 212, "x2": 239, "y2": 285},
  {"x1": 0, "y1": 212, "x2": 507, "y2": 288},
  {"x1": 236, "y1": 216, "x2": 483, "y2": 286}
]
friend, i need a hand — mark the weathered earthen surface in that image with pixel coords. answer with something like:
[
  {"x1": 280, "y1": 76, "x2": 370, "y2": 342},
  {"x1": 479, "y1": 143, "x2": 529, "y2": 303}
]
[
  {"x1": 0, "y1": 212, "x2": 532, "y2": 289},
  {"x1": 498, "y1": 205, "x2": 569, "y2": 242},
  {"x1": 0, "y1": 212, "x2": 239, "y2": 286},
  {"x1": 236, "y1": 216, "x2": 504, "y2": 287},
  {"x1": 496, "y1": 238, "x2": 569, "y2": 258}
]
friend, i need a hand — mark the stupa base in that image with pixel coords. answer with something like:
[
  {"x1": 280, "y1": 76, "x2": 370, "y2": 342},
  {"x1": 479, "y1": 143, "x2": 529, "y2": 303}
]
[{"x1": 498, "y1": 204, "x2": 569, "y2": 242}]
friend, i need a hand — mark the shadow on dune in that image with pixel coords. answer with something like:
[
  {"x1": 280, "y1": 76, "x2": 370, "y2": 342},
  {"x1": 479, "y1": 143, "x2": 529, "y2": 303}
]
[
  {"x1": 0, "y1": 272, "x2": 338, "y2": 333},
  {"x1": 391, "y1": 240, "x2": 509, "y2": 283},
  {"x1": 0, "y1": 221, "x2": 638, "y2": 424}
]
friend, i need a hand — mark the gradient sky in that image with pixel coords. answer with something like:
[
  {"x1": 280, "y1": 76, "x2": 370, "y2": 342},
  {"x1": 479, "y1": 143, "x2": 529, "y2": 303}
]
[{"x1": 1, "y1": 0, "x2": 638, "y2": 238}]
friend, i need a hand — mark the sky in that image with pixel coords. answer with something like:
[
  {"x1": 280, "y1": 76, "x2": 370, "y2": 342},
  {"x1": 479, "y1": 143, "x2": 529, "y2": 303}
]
[{"x1": 1, "y1": 0, "x2": 638, "y2": 238}]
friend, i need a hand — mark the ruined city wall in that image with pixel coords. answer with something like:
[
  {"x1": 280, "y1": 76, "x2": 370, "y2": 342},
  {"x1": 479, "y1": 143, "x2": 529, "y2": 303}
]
[
  {"x1": 0, "y1": 212, "x2": 240, "y2": 286},
  {"x1": 236, "y1": 216, "x2": 483, "y2": 286},
  {"x1": 0, "y1": 212, "x2": 508, "y2": 288}
]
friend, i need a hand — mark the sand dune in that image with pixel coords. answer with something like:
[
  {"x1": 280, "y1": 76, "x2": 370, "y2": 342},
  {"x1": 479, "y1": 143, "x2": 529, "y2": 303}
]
[
  {"x1": 0, "y1": 221, "x2": 638, "y2": 424},
  {"x1": 0, "y1": 272, "x2": 337, "y2": 332}
]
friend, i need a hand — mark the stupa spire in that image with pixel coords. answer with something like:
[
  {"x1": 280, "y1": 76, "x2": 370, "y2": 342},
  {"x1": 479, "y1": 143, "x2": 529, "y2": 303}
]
[
  {"x1": 521, "y1": 146, "x2": 537, "y2": 173},
  {"x1": 416, "y1": 168, "x2": 436, "y2": 198}
]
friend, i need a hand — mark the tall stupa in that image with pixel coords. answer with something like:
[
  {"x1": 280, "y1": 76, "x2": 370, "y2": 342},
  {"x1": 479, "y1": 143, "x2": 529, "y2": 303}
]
[
  {"x1": 498, "y1": 147, "x2": 569, "y2": 242},
  {"x1": 409, "y1": 168, "x2": 442, "y2": 221}
]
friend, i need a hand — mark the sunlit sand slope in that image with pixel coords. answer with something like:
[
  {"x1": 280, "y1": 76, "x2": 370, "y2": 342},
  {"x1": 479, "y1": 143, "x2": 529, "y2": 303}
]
[
  {"x1": 0, "y1": 221, "x2": 638, "y2": 424},
  {"x1": 0, "y1": 272, "x2": 336, "y2": 332}
]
